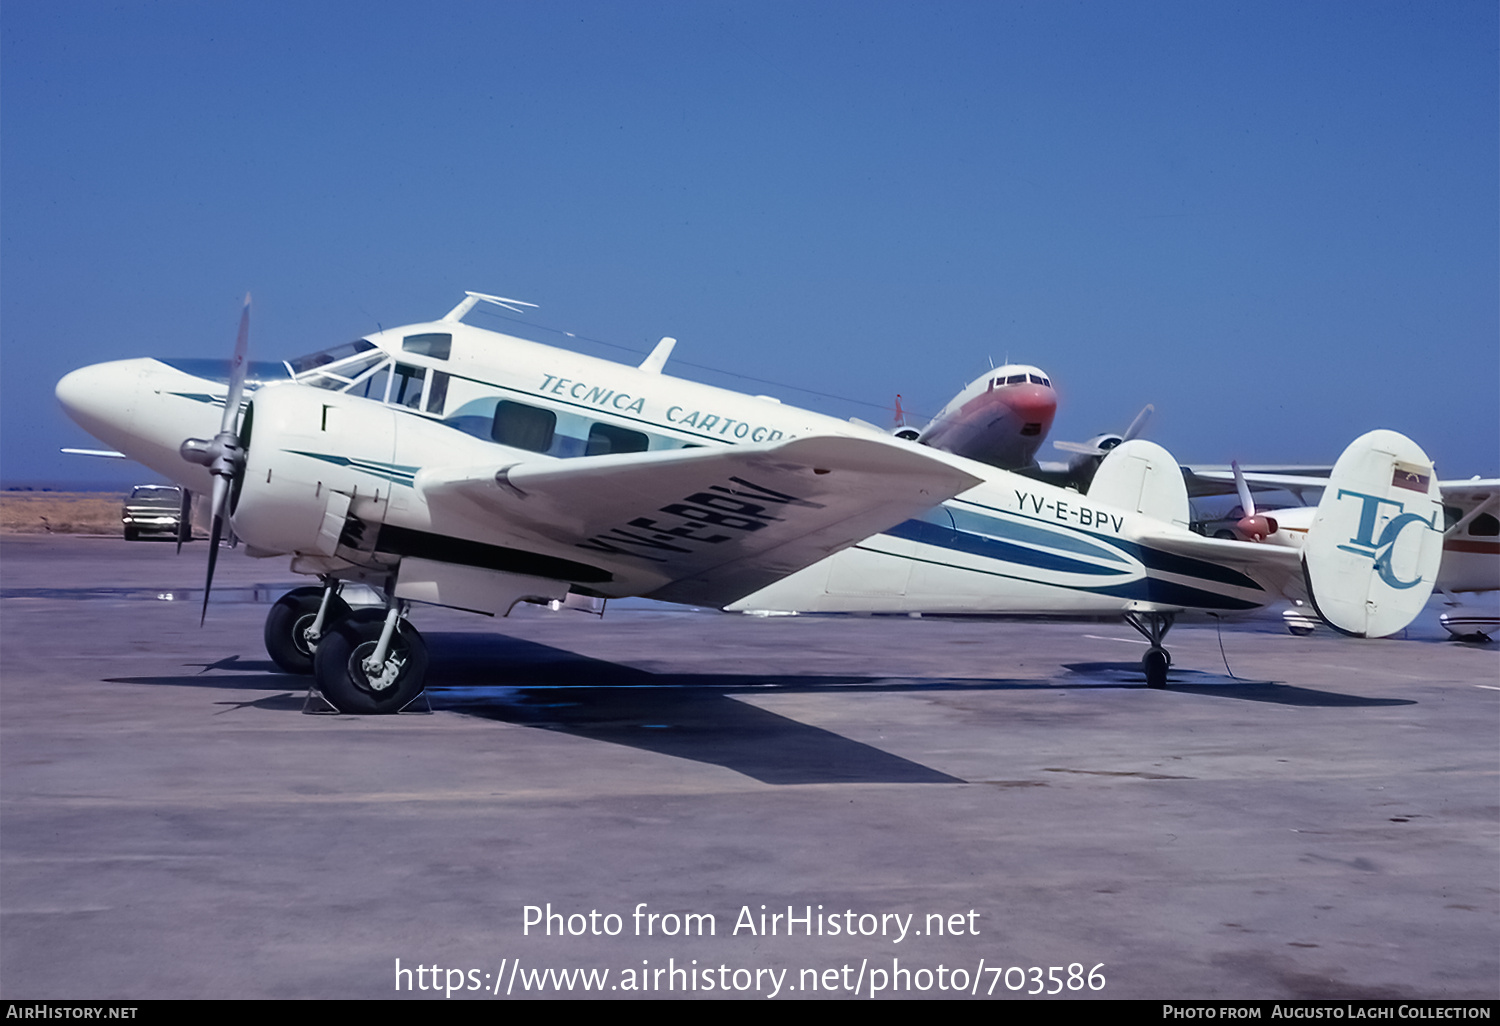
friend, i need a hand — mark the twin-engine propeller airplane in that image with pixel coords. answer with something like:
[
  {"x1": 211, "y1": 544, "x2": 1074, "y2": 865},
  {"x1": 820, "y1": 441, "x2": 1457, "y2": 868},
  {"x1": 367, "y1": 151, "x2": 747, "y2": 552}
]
[{"x1": 56, "y1": 292, "x2": 1447, "y2": 711}]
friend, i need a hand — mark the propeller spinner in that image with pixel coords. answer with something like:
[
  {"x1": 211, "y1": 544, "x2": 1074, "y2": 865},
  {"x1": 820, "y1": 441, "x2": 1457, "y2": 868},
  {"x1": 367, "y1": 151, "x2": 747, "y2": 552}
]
[{"x1": 179, "y1": 294, "x2": 252, "y2": 623}]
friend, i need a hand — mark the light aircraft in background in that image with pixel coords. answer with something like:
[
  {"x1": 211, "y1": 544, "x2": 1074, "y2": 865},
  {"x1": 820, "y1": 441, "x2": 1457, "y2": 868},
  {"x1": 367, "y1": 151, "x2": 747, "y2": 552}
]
[{"x1": 56, "y1": 292, "x2": 1446, "y2": 710}]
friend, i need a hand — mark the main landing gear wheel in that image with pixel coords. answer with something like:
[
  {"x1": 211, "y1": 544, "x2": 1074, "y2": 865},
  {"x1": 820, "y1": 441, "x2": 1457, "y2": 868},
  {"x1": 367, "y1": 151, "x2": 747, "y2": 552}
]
[
  {"x1": 313, "y1": 608, "x2": 428, "y2": 714},
  {"x1": 264, "y1": 586, "x2": 352, "y2": 675}
]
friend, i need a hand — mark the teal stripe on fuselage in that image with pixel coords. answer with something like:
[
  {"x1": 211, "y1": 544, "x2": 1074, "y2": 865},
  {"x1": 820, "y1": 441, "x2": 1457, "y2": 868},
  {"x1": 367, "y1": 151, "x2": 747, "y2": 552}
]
[
  {"x1": 941, "y1": 504, "x2": 1128, "y2": 563},
  {"x1": 886, "y1": 517, "x2": 1128, "y2": 577}
]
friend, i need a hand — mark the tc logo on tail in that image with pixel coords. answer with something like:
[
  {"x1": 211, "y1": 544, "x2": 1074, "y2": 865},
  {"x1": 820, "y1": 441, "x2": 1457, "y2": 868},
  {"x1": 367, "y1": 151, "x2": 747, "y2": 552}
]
[{"x1": 1333, "y1": 489, "x2": 1437, "y2": 590}]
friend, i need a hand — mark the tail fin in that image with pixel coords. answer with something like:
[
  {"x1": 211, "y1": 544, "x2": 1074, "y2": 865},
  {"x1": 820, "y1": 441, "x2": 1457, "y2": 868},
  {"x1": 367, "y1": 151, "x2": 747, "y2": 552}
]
[{"x1": 1302, "y1": 430, "x2": 1443, "y2": 637}]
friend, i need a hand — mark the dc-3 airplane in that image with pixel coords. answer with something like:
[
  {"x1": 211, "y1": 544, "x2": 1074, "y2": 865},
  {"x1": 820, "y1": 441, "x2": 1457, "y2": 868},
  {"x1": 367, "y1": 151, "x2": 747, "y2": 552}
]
[
  {"x1": 904, "y1": 362, "x2": 1155, "y2": 493},
  {"x1": 56, "y1": 292, "x2": 1447, "y2": 712}
]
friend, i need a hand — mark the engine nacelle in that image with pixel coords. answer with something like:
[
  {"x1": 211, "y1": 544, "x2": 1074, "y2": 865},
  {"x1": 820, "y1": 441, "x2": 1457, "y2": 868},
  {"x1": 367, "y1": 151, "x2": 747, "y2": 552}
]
[{"x1": 230, "y1": 385, "x2": 399, "y2": 559}]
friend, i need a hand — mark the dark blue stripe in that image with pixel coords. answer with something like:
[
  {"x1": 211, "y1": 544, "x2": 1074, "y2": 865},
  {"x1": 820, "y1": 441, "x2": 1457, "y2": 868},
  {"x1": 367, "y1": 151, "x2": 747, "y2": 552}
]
[
  {"x1": 887, "y1": 519, "x2": 1128, "y2": 577},
  {"x1": 855, "y1": 545, "x2": 1263, "y2": 611}
]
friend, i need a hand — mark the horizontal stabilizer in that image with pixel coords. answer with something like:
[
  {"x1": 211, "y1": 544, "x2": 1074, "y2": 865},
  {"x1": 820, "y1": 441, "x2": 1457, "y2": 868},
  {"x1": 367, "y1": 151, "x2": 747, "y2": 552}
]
[{"x1": 417, "y1": 436, "x2": 982, "y2": 607}]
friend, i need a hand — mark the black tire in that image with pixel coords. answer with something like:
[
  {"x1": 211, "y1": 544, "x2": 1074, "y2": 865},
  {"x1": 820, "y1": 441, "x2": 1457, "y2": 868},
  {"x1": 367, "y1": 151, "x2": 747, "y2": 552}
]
[
  {"x1": 1287, "y1": 625, "x2": 1315, "y2": 637},
  {"x1": 123, "y1": 526, "x2": 139, "y2": 541},
  {"x1": 264, "y1": 586, "x2": 352, "y2": 675},
  {"x1": 313, "y1": 610, "x2": 428, "y2": 714},
  {"x1": 1143, "y1": 647, "x2": 1169, "y2": 689}
]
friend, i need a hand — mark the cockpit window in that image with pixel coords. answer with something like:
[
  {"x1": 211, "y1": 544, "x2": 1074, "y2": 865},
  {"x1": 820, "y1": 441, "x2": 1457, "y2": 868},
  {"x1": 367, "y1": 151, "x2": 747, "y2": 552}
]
[
  {"x1": 286, "y1": 339, "x2": 377, "y2": 375},
  {"x1": 402, "y1": 333, "x2": 452, "y2": 360},
  {"x1": 1030, "y1": 374, "x2": 1050, "y2": 387},
  {"x1": 295, "y1": 349, "x2": 388, "y2": 391},
  {"x1": 1470, "y1": 512, "x2": 1499, "y2": 537}
]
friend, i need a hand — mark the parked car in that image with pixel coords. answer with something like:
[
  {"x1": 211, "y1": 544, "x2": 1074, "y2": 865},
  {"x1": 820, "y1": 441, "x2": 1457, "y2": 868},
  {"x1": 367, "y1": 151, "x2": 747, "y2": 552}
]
[{"x1": 122, "y1": 484, "x2": 185, "y2": 541}]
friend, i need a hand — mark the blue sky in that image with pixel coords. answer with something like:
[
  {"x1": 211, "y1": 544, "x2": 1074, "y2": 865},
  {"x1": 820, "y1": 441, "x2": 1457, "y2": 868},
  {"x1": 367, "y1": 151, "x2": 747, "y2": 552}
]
[{"x1": 4, "y1": 0, "x2": 1496, "y2": 488}]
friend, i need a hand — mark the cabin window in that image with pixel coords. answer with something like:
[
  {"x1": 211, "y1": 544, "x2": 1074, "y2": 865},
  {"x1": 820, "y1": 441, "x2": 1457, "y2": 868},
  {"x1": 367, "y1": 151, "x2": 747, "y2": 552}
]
[
  {"x1": 425, "y1": 372, "x2": 450, "y2": 415},
  {"x1": 402, "y1": 332, "x2": 452, "y2": 360},
  {"x1": 492, "y1": 401, "x2": 556, "y2": 452},
  {"x1": 391, "y1": 364, "x2": 425, "y2": 408},
  {"x1": 354, "y1": 362, "x2": 392, "y2": 400},
  {"x1": 1470, "y1": 513, "x2": 1499, "y2": 537},
  {"x1": 586, "y1": 422, "x2": 649, "y2": 456}
]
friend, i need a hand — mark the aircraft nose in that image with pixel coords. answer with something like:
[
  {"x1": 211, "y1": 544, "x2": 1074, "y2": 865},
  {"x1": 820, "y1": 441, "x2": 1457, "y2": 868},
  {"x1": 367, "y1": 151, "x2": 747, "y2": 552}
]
[
  {"x1": 1007, "y1": 383, "x2": 1058, "y2": 423},
  {"x1": 56, "y1": 359, "x2": 146, "y2": 445}
]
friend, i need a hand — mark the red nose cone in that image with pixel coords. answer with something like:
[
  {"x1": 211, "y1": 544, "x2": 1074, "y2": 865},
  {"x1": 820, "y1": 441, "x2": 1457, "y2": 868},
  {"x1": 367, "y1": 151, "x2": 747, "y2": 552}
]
[
  {"x1": 1005, "y1": 384, "x2": 1057, "y2": 435},
  {"x1": 1237, "y1": 515, "x2": 1278, "y2": 542}
]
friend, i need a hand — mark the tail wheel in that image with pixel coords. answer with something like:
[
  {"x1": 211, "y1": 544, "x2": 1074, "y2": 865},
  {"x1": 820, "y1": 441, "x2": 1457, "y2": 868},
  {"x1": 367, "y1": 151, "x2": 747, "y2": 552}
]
[
  {"x1": 313, "y1": 609, "x2": 428, "y2": 714},
  {"x1": 264, "y1": 587, "x2": 353, "y2": 674},
  {"x1": 1143, "y1": 647, "x2": 1169, "y2": 689}
]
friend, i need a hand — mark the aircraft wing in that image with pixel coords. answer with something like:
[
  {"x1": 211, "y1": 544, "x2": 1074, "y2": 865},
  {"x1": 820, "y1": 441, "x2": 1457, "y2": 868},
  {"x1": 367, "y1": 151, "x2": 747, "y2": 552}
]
[
  {"x1": 1438, "y1": 478, "x2": 1499, "y2": 504},
  {"x1": 416, "y1": 435, "x2": 983, "y2": 607}
]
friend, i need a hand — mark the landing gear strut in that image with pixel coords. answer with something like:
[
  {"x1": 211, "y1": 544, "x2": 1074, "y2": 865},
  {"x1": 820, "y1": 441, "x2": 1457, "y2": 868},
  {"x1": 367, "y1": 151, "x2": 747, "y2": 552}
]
[
  {"x1": 312, "y1": 600, "x2": 428, "y2": 714},
  {"x1": 1123, "y1": 609, "x2": 1175, "y2": 688}
]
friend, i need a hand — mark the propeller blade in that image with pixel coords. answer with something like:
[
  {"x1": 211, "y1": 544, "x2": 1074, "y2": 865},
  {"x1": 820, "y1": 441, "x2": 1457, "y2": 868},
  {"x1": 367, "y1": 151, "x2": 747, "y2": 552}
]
[
  {"x1": 1232, "y1": 460, "x2": 1256, "y2": 518},
  {"x1": 1123, "y1": 404, "x2": 1154, "y2": 442},
  {"x1": 219, "y1": 294, "x2": 251, "y2": 436},
  {"x1": 176, "y1": 487, "x2": 192, "y2": 555},
  {"x1": 201, "y1": 477, "x2": 230, "y2": 625},
  {"x1": 195, "y1": 295, "x2": 251, "y2": 626}
]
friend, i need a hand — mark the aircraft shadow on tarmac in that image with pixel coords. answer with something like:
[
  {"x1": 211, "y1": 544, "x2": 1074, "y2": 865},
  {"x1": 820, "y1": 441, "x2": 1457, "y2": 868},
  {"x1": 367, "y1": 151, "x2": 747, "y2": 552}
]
[
  {"x1": 1062, "y1": 662, "x2": 1416, "y2": 707},
  {"x1": 101, "y1": 634, "x2": 1410, "y2": 784}
]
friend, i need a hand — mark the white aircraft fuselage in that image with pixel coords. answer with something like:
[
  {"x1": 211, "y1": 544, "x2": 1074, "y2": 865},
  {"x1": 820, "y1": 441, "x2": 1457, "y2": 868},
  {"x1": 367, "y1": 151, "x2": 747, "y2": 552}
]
[
  {"x1": 57, "y1": 316, "x2": 1279, "y2": 618},
  {"x1": 54, "y1": 295, "x2": 1446, "y2": 708}
]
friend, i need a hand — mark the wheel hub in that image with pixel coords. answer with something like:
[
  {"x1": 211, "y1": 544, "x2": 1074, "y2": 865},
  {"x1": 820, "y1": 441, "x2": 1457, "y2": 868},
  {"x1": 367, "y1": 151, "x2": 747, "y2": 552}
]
[{"x1": 354, "y1": 642, "x2": 406, "y2": 693}]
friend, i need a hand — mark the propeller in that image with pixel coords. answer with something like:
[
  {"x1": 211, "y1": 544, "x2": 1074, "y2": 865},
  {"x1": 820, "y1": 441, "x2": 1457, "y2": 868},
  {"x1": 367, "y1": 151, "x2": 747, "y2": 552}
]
[
  {"x1": 1232, "y1": 460, "x2": 1278, "y2": 541},
  {"x1": 179, "y1": 294, "x2": 252, "y2": 623},
  {"x1": 1052, "y1": 404, "x2": 1154, "y2": 458}
]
